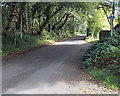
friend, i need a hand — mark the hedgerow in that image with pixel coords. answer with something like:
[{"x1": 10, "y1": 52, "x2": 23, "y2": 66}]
[{"x1": 83, "y1": 35, "x2": 120, "y2": 89}]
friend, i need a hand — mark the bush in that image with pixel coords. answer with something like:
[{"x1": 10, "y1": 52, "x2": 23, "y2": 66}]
[
  {"x1": 83, "y1": 35, "x2": 120, "y2": 69},
  {"x1": 2, "y1": 34, "x2": 41, "y2": 56},
  {"x1": 2, "y1": 29, "x2": 75, "y2": 56},
  {"x1": 82, "y1": 35, "x2": 120, "y2": 89}
]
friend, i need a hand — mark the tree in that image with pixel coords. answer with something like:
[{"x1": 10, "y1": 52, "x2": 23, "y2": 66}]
[
  {"x1": 98, "y1": 1, "x2": 119, "y2": 36},
  {"x1": 2, "y1": 2, "x2": 105, "y2": 41}
]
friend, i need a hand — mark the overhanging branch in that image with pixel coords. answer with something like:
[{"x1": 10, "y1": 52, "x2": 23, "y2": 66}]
[
  {"x1": 52, "y1": 13, "x2": 67, "y2": 30},
  {"x1": 101, "y1": 5, "x2": 111, "y2": 25},
  {"x1": 57, "y1": 14, "x2": 70, "y2": 30}
]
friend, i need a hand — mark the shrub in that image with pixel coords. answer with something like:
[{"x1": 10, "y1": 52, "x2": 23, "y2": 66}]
[
  {"x1": 2, "y1": 29, "x2": 75, "y2": 56},
  {"x1": 83, "y1": 35, "x2": 120, "y2": 69},
  {"x1": 82, "y1": 35, "x2": 120, "y2": 89}
]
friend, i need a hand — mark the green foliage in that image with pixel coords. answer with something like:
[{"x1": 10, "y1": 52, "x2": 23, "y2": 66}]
[
  {"x1": 87, "y1": 9, "x2": 103, "y2": 38},
  {"x1": 83, "y1": 35, "x2": 120, "y2": 89},
  {"x1": 2, "y1": 34, "x2": 40, "y2": 56},
  {"x1": 88, "y1": 67, "x2": 118, "y2": 89},
  {"x1": 2, "y1": 29, "x2": 74, "y2": 56},
  {"x1": 83, "y1": 35, "x2": 119, "y2": 68},
  {"x1": 2, "y1": 2, "x2": 105, "y2": 40}
]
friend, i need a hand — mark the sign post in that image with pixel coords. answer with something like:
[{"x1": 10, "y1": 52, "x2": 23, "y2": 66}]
[
  {"x1": 10, "y1": 3, "x2": 18, "y2": 46},
  {"x1": 109, "y1": 15, "x2": 115, "y2": 37}
]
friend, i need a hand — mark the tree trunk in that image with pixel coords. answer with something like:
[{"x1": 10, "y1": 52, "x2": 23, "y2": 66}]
[
  {"x1": 48, "y1": 24, "x2": 51, "y2": 32},
  {"x1": 20, "y1": 13, "x2": 23, "y2": 39},
  {"x1": 25, "y1": 3, "x2": 29, "y2": 32}
]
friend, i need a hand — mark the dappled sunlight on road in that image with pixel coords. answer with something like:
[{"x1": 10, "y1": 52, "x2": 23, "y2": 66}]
[
  {"x1": 54, "y1": 40, "x2": 87, "y2": 46},
  {"x1": 54, "y1": 35, "x2": 87, "y2": 46}
]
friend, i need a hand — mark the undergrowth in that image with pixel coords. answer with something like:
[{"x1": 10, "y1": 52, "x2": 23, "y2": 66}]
[
  {"x1": 83, "y1": 35, "x2": 120, "y2": 89},
  {"x1": 2, "y1": 30, "x2": 75, "y2": 56}
]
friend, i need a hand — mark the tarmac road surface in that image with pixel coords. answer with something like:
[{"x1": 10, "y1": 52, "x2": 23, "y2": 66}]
[{"x1": 2, "y1": 35, "x2": 118, "y2": 94}]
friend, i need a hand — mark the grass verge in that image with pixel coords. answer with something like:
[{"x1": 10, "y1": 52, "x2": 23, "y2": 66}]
[
  {"x1": 85, "y1": 36, "x2": 99, "y2": 43},
  {"x1": 88, "y1": 67, "x2": 118, "y2": 90}
]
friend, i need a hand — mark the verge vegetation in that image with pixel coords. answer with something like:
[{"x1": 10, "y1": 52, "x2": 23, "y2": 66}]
[
  {"x1": 83, "y1": 33, "x2": 119, "y2": 89},
  {"x1": 2, "y1": 30, "x2": 75, "y2": 56}
]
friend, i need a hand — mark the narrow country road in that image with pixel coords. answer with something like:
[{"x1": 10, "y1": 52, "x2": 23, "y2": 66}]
[{"x1": 2, "y1": 35, "x2": 117, "y2": 94}]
